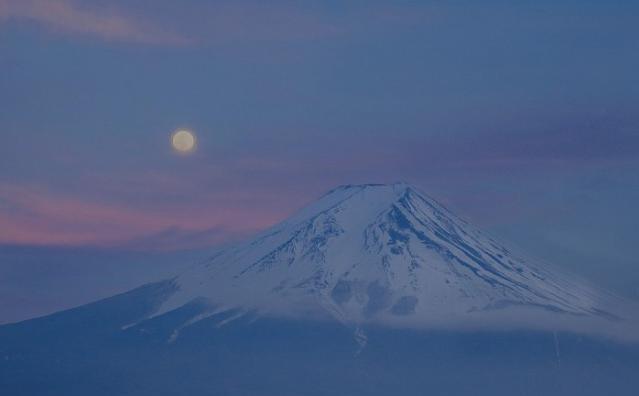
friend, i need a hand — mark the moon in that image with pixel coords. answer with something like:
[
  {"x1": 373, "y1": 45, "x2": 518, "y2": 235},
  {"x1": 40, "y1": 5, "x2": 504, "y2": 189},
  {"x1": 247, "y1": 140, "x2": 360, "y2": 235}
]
[{"x1": 171, "y1": 129, "x2": 196, "y2": 153}]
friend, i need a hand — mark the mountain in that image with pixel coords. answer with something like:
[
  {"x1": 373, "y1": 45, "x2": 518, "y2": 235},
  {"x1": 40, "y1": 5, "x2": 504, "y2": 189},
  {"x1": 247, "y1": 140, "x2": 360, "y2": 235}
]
[
  {"x1": 1, "y1": 183, "x2": 637, "y2": 396},
  {"x1": 153, "y1": 183, "x2": 617, "y2": 337}
]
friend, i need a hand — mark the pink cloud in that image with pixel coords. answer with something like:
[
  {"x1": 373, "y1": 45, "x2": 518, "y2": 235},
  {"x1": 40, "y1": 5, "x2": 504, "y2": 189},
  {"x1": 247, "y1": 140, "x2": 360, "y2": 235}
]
[
  {"x1": 0, "y1": 183, "x2": 283, "y2": 249},
  {"x1": 0, "y1": 0, "x2": 339, "y2": 46},
  {"x1": 0, "y1": 1, "x2": 437, "y2": 46},
  {"x1": 0, "y1": 0, "x2": 192, "y2": 45}
]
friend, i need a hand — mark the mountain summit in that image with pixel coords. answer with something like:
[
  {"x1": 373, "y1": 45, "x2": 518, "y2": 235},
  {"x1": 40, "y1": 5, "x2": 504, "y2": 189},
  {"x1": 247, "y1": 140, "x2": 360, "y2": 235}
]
[{"x1": 155, "y1": 183, "x2": 614, "y2": 333}]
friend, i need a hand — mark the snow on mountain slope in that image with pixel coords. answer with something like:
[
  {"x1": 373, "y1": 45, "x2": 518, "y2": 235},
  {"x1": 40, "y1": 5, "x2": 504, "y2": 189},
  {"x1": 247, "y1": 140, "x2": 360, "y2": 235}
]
[{"x1": 154, "y1": 183, "x2": 620, "y2": 334}]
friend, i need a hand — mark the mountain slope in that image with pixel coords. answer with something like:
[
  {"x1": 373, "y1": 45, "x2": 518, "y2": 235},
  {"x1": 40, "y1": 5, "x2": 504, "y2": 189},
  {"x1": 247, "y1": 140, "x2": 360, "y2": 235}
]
[{"x1": 1, "y1": 277, "x2": 638, "y2": 396}]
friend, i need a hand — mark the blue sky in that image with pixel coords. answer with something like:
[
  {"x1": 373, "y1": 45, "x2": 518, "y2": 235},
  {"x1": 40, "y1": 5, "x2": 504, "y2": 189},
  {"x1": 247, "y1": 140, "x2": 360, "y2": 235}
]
[{"x1": 1, "y1": 1, "x2": 638, "y2": 300}]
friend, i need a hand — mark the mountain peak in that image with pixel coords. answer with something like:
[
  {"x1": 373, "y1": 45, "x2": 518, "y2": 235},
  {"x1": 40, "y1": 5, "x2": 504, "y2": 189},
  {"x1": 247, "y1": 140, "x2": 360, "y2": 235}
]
[
  {"x1": 326, "y1": 182, "x2": 410, "y2": 193},
  {"x1": 321, "y1": 182, "x2": 416, "y2": 200},
  {"x1": 287, "y1": 182, "x2": 433, "y2": 230}
]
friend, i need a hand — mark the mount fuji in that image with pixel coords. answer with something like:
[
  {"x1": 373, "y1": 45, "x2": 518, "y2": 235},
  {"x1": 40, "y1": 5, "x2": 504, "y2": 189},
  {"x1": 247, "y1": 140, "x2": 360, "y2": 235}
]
[
  {"x1": 152, "y1": 183, "x2": 617, "y2": 336},
  {"x1": 1, "y1": 183, "x2": 637, "y2": 396}
]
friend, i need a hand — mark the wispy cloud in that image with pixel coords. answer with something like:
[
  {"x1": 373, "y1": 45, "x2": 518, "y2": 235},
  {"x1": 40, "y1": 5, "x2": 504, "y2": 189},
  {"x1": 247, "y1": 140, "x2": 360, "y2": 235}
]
[
  {"x1": 0, "y1": 1, "x2": 436, "y2": 46},
  {"x1": 0, "y1": 0, "x2": 192, "y2": 45},
  {"x1": 0, "y1": 183, "x2": 276, "y2": 249}
]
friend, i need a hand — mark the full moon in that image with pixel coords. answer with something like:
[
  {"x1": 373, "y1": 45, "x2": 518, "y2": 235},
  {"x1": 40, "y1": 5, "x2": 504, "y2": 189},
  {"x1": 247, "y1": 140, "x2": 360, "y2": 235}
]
[{"x1": 171, "y1": 129, "x2": 196, "y2": 153}]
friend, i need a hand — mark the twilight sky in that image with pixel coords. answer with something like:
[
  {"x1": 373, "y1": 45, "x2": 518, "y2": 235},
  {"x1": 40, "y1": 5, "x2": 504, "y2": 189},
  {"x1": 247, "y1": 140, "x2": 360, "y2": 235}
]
[{"x1": 1, "y1": 0, "x2": 639, "y2": 305}]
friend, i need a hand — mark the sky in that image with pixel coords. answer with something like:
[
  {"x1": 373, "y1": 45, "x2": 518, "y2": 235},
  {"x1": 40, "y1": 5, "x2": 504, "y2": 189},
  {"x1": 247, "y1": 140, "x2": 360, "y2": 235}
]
[{"x1": 1, "y1": 0, "x2": 638, "y2": 312}]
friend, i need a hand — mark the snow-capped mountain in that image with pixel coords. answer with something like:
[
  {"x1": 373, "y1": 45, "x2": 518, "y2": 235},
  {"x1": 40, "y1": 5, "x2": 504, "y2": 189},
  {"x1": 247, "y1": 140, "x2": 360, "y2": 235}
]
[
  {"x1": 2, "y1": 183, "x2": 637, "y2": 396},
  {"x1": 154, "y1": 183, "x2": 615, "y2": 332}
]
